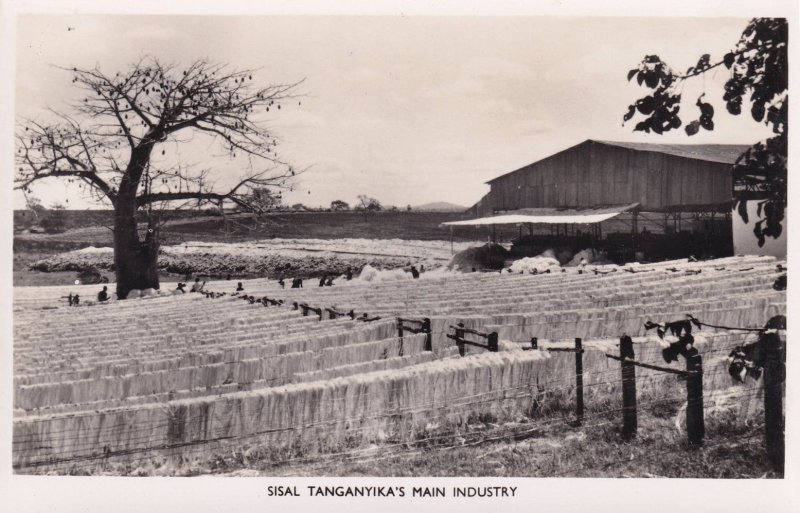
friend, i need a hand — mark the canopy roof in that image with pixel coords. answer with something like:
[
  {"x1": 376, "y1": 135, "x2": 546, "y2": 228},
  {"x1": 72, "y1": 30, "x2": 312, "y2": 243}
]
[{"x1": 442, "y1": 203, "x2": 639, "y2": 226}]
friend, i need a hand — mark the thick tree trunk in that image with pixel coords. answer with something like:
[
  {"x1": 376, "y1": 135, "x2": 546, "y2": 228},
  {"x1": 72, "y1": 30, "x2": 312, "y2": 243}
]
[
  {"x1": 113, "y1": 220, "x2": 160, "y2": 300},
  {"x1": 113, "y1": 143, "x2": 160, "y2": 299}
]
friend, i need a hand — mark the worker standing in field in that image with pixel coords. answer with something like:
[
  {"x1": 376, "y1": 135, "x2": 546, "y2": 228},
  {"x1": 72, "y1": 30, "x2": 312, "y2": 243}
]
[
  {"x1": 319, "y1": 275, "x2": 327, "y2": 287},
  {"x1": 97, "y1": 286, "x2": 109, "y2": 302},
  {"x1": 346, "y1": 267, "x2": 353, "y2": 281},
  {"x1": 410, "y1": 266, "x2": 420, "y2": 279}
]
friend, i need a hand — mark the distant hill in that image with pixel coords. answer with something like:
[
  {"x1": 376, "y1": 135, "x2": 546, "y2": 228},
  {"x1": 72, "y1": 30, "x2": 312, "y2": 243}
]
[{"x1": 413, "y1": 201, "x2": 467, "y2": 212}]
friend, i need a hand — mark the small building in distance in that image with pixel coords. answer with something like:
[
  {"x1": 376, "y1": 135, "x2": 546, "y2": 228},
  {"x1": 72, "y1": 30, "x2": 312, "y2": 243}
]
[{"x1": 461, "y1": 139, "x2": 751, "y2": 263}]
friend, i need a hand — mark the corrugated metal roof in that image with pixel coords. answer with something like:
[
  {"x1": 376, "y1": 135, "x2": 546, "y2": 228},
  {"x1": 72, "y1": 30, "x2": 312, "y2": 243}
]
[
  {"x1": 486, "y1": 139, "x2": 750, "y2": 184},
  {"x1": 594, "y1": 140, "x2": 751, "y2": 164},
  {"x1": 442, "y1": 203, "x2": 639, "y2": 226}
]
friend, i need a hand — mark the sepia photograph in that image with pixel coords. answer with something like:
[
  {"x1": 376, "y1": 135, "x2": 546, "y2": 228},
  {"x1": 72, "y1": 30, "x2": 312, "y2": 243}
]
[{"x1": 1, "y1": 0, "x2": 795, "y2": 511}]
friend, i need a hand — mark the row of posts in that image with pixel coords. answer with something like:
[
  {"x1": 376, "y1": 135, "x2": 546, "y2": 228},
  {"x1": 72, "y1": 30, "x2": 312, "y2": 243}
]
[
  {"x1": 613, "y1": 335, "x2": 704, "y2": 445},
  {"x1": 290, "y1": 301, "x2": 434, "y2": 353},
  {"x1": 613, "y1": 334, "x2": 782, "y2": 471},
  {"x1": 277, "y1": 299, "x2": 783, "y2": 470}
]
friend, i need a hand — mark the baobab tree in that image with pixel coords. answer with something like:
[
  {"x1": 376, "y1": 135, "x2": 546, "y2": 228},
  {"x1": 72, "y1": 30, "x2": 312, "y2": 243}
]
[{"x1": 15, "y1": 58, "x2": 303, "y2": 298}]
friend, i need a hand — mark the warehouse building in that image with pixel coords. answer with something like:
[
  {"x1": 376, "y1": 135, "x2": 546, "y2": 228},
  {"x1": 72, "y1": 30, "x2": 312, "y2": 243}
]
[{"x1": 450, "y1": 139, "x2": 751, "y2": 263}]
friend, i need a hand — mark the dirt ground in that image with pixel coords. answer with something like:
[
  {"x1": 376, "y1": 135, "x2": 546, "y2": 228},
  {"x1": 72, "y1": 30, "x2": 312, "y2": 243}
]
[{"x1": 13, "y1": 210, "x2": 486, "y2": 286}]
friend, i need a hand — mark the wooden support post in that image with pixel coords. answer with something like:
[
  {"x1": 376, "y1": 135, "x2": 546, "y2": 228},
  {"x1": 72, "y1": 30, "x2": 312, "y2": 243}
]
[
  {"x1": 685, "y1": 347, "x2": 704, "y2": 447},
  {"x1": 575, "y1": 337, "x2": 584, "y2": 425},
  {"x1": 488, "y1": 332, "x2": 499, "y2": 352},
  {"x1": 531, "y1": 337, "x2": 538, "y2": 350},
  {"x1": 422, "y1": 317, "x2": 432, "y2": 352},
  {"x1": 397, "y1": 319, "x2": 405, "y2": 357},
  {"x1": 763, "y1": 332, "x2": 785, "y2": 471},
  {"x1": 456, "y1": 323, "x2": 466, "y2": 357},
  {"x1": 620, "y1": 335, "x2": 637, "y2": 440}
]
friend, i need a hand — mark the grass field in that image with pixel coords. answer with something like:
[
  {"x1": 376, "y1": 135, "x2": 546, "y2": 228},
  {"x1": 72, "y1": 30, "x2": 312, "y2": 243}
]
[
  {"x1": 262, "y1": 415, "x2": 773, "y2": 478},
  {"x1": 70, "y1": 391, "x2": 775, "y2": 478}
]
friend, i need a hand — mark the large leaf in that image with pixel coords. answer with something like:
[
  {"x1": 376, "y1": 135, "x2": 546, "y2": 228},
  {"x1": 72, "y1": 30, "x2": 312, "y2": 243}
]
[
  {"x1": 737, "y1": 199, "x2": 749, "y2": 224},
  {"x1": 636, "y1": 96, "x2": 655, "y2": 114},
  {"x1": 694, "y1": 54, "x2": 711, "y2": 72},
  {"x1": 754, "y1": 219, "x2": 766, "y2": 247},
  {"x1": 752, "y1": 102, "x2": 766, "y2": 122},
  {"x1": 700, "y1": 115, "x2": 714, "y2": 130},
  {"x1": 726, "y1": 99, "x2": 742, "y2": 115},
  {"x1": 723, "y1": 52, "x2": 735, "y2": 69},
  {"x1": 623, "y1": 105, "x2": 636, "y2": 122}
]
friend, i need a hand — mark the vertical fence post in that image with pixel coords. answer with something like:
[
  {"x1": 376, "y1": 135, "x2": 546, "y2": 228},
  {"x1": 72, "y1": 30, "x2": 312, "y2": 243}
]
[
  {"x1": 685, "y1": 347, "x2": 704, "y2": 446},
  {"x1": 531, "y1": 337, "x2": 538, "y2": 350},
  {"x1": 422, "y1": 318, "x2": 432, "y2": 352},
  {"x1": 763, "y1": 332, "x2": 785, "y2": 471},
  {"x1": 456, "y1": 323, "x2": 465, "y2": 357},
  {"x1": 397, "y1": 319, "x2": 405, "y2": 357},
  {"x1": 620, "y1": 335, "x2": 637, "y2": 440},
  {"x1": 488, "y1": 332, "x2": 499, "y2": 352},
  {"x1": 575, "y1": 337, "x2": 584, "y2": 425}
]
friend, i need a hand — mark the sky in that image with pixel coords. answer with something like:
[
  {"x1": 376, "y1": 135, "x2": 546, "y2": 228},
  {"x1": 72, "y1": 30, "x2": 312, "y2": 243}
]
[{"x1": 13, "y1": 15, "x2": 775, "y2": 210}]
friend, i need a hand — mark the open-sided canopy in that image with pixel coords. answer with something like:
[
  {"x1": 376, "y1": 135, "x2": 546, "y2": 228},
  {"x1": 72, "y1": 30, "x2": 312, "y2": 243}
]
[{"x1": 442, "y1": 203, "x2": 639, "y2": 226}]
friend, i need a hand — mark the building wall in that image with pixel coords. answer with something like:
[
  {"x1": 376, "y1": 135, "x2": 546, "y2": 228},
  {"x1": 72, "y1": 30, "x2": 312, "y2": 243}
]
[
  {"x1": 476, "y1": 141, "x2": 733, "y2": 216},
  {"x1": 732, "y1": 201, "x2": 787, "y2": 259}
]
